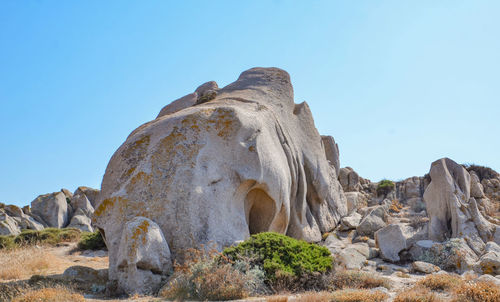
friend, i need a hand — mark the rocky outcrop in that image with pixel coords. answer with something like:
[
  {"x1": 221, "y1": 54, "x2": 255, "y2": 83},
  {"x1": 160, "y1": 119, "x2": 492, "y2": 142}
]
[
  {"x1": 321, "y1": 135, "x2": 340, "y2": 176},
  {"x1": 31, "y1": 192, "x2": 70, "y2": 228},
  {"x1": 423, "y1": 158, "x2": 498, "y2": 250},
  {"x1": 0, "y1": 209, "x2": 21, "y2": 235},
  {"x1": 94, "y1": 68, "x2": 347, "y2": 294}
]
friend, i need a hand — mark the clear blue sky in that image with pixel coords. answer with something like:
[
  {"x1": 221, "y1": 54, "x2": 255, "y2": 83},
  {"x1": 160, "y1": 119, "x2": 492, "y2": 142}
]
[{"x1": 1, "y1": 1, "x2": 499, "y2": 207}]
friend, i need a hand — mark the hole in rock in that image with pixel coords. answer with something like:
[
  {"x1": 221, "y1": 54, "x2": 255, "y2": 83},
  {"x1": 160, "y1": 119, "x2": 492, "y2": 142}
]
[{"x1": 246, "y1": 188, "x2": 276, "y2": 235}]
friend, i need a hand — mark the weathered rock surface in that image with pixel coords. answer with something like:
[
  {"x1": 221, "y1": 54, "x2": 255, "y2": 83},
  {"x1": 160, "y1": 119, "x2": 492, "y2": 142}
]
[
  {"x1": 340, "y1": 212, "x2": 362, "y2": 231},
  {"x1": 423, "y1": 158, "x2": 498, "y2": 251},
  {"x1": 31, "y1": 192, "x2": 70, "y2": 228},
  {"x1": 336, "y1": 247, "x2": 367, "y2": 270},
  {"x1": 411, "y1": 261, "x2": 440, "y2": 274},
  {"x1": 74, "y1": 186, "x2": 101, "y2": 208},
  {"x1": 95, "y1": 68, "x2": 347, "y2": 294},
  {"x1": 115, "y1": 217, "x2": 172, "y2": 295},
  {"x1": 357, "y1": 205, "x2": 388, "y2": 237},
  {"x1": 321, "y1": 135, "x2": 340, "y2": 176},
  {"x1": 68, "y1": 208, "x2": 93, "y2": 232},
  {"x1": 70, "y1": 193, "x2": 95, "y2": 217},
  {"x1": 0, "y1": 209, "x2": 21, "y2": 235}
]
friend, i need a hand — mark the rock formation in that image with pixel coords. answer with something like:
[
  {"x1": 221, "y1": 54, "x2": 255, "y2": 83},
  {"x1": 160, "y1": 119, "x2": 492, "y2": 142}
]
[
  {"x1": 0, "y1": 186, "x2": 100, "y2": 236},
  {"x1": 94, "y1": 67, "x2": 348, "y2": 294},
  {"x1": 424, "y1": 158, "x2": 499, "y2": 250}
]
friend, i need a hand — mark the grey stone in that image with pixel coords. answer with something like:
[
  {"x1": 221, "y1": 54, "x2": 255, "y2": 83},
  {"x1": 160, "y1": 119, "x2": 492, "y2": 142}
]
[{"x1": 31, "y1": 192, "x2": 69, "y2": 228}]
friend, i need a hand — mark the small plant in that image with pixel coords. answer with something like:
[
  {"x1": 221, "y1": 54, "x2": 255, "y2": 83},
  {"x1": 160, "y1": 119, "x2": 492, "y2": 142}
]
[
  {"x1": 77, "y1": 231, "x2": 106, "y2": 250},
  {"x1": 389, "y1": 199, "x2": 404, "y2": 213},
  {"x1": 417, "y1": 273, "x2": 463, "y2": 291},
  {"x1": 394, "y1": 286, "x2": 442, "y2": 302},
  {"x1": 159, "y1": 246, "x2": 266, "y2": 301},
  {"x1": 13, "y1": 228, "x2": 81, "y2": 247},
  {"x1": 452, "y1": 280, "x2": 500, "y2": 302},
  {"x1": 0, "y1": 235, "x2": 15, "y2": 249},
  {"x1": 377, "y1": 180, "x2": 395, "y2": 197},
  {"x1": 330, "y1": 289, "x2": 388, "y2": 302},
  {"x1": 330, "y1": 270, "x2": 391, "y2": 290},
  {"x1": 223, "y1": 232, "x2": 332, "y2": 282},
  {"x1": 12, "y1": 287, "x2": 84, "y2": 302}
]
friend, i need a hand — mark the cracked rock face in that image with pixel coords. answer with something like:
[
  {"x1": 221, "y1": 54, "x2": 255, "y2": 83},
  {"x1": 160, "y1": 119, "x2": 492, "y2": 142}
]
[{"x1": 94, "y1": 67, "x2": 347, "y2": 294}]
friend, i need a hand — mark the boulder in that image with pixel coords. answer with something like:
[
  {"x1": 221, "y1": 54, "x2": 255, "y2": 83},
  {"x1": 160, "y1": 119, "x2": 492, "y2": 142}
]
[
  {"x1": 31, "y1": 192, "x2": 70, "y2": 228},
  {"x1": 63, "y1": 265, "x2": 108, "y2": 284},
  {"x1": 470, "y1": 171, "x2": 485, "y2": 198},
  {"x1": 338, "y1": 167, "x2": 360, "y2": 192},
  {"x1": 4, "y1": 204, "x2": 44, "y2": 231},
  {"x1": 375, "y1": 224, "x2": 409, "y2": 262},
  {"x1": 423, "y1": 158, "x2": 497, "y2": 246},
  {"x1": 323, "y1": 233, "x2": 347, "y2": 254},
  {"x1": 70, "y1": 193, "x2": 95, "y2": 217},
  {"x1": 94, "y1": 68, "x2": 348, "y2": 294},
  {"x1": 115, "y1": 217, "x2": 172, "y2": 295},
  {"x1": 344, "y1": 192, "x2": 366, "y2": 214},
  {"x1": 396, "y1": 176, "x2": 425, "y2": 201},
  {"x1": 409, "y1": 240, "x2": 436, "y2": 260},
  {"x1": 61, "y1": 188, "x2": 73, "y2": 200},
  {"x1": 476, "y1": 241, "x2": 500, "y2": 275},
  {"x1": 74, "y1": 187, "x2": 100, "y2": 208},
  {"x1": 336, "y1": 247, "x2": 367, "y2": 270},
  {"x1": 411, "y1": 261, "x2": 440, "y2": 274},
  {"x1": 340, "y1": 212, "x2": 362, "y2": 231},
  {"x1": 357, "y1": 206, "x2": 387, "y2": 237},
  {"x1": 321, "y1": 135, "x2": 340, "y2": 176},
  {"x1": 0, "y1": 210, "x2": 20, "y2": 235},
  {"x1": 420, "y1": 238, "x2": 478, "y2": 273},
  {"x1": 4, "y1": 205, "x2": 24, "y2": 218},
  {"x1": 68, "y1": 209, "x2": 93, "y2": 232}
]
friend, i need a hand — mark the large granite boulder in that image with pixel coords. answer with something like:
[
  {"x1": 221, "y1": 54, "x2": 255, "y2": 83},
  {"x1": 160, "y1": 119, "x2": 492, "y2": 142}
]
[
  {"x1": 31, "y1": 192, "x2": 70, "y2": 228},
  {"x1": 423, "y1": 158, "x2": 497, "y2": 248},
  {"x1": 94, "y1": 68, "x2": 347, "y2": 294}
]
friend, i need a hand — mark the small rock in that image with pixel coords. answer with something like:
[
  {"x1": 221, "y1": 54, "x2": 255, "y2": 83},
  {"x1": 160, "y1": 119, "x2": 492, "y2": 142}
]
[
  {"x1": 340, "y1": 212, "x2": 362, "y2": 231},
  {"x1": 411, "y1": 261, "x2": 440, "y2": 274},
  {"x1": 337, "y1": 247, "x2": 367, "y2": 270}
]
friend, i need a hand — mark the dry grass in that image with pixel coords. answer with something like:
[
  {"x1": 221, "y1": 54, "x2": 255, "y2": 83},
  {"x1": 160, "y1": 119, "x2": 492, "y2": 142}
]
[
  {"x1": 12, "y1": 287, "x2": 84, "y2": 302},
  {"x1": 267, "y1": 295, "x2": 289, "y2": 302},
  {"x1": 330, "y1": 289, "x2": 388, "y2": 302},
  {"x1": 417, "y1": 273, "x2": 464, "y2": 291},
  {"x1": 295, "y1": 291, "x2": 332, "y2": 302},
  {"x1": 331, "y1": 270, "x2": 391, "y2": 289},
  {"x1": 394, "y1": 286, "x2": 443, "y2": 302},
  {"x1": 452, "y1": 280, "x2": 500, "y2": 302},
  {"x1": 390, "y1": 199, "x2": 404, "y2": 213},
  {"x1": 0, "y1": 247, "x2": 59, "y2": 280}
]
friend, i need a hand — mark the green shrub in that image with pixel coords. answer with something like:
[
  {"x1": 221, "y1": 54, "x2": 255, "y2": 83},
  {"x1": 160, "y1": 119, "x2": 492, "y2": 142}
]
[
  {"x1": 377, "y1": 179, "x2": 395, "y2": 197},
  {"x1": 78, "y1": 231, "x2": 106, "y2": 250},
  {"x1": 0, "y1": 235, "x2": 15, "y2": 249},
  {"x1": 14, "y1": 228, "x2": 80, "y2": 246},
  {"x1": 222, "y1": 232, "x2": 332, "y2": 282},
  {"x1": 0, "y1": 228, "x2": 81, "y2": 249}
]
